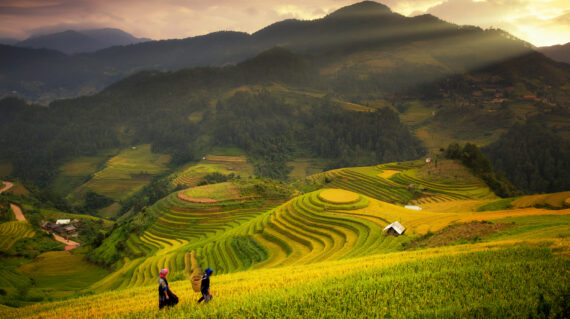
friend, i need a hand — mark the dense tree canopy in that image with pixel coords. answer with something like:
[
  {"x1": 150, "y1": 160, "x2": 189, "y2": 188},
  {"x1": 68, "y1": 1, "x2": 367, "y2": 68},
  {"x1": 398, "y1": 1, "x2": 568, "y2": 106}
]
[{"x1": 483, "y1": 121, "x2": 570, "y2": 194}]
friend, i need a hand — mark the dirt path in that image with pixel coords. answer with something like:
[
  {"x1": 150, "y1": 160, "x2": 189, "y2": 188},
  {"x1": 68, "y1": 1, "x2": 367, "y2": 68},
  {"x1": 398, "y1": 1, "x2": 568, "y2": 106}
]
[
  {"x1": 1, "y1": 181, "x2": 24, "y2": 221},
  {"x1": 0, "y1": 181, "x2": 14, "y2": 194},
  {"x1": 53, "y1": 233, "x2": 80, "y2": 246},
  {"x1": 10, "y1": 203, "x2": 26, "y2": 222},
  {"x1": 3, "y1": 180, "x2": 80, "y2": 250}
]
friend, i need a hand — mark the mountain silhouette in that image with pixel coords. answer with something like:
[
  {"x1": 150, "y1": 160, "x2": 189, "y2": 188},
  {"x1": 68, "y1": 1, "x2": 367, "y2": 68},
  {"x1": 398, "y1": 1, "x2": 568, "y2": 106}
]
[
  {"x1": 0, "y1": 1, "x2": 546, "y2": 102},
  {"x1": 16, "y1": 28, "x2": 149, "y2": 54}
]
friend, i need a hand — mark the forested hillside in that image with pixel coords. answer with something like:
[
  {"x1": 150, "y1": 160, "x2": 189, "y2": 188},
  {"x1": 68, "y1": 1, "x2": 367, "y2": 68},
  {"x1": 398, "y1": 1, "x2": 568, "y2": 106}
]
[
  {"x1": 0, "y1": 1, "x2": 535, "y2": 102},
  {"x1": 0, "y1": 47, "x2": 423, "y2": 187},
  {"x1": 483, "y1": 121, "x2": 570, "y2": 193}
]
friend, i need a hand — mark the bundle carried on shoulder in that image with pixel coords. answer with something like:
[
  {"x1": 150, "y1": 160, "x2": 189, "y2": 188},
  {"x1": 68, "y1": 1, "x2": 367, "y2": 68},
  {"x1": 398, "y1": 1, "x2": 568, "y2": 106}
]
[{"x1": 191, "y1": 275, "x2": 202, "y2": 292}]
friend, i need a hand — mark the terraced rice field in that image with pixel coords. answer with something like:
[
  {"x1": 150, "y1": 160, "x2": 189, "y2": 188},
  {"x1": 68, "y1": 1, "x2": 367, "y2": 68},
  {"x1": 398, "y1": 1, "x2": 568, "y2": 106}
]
[
  {"x1": 91, "y1": 183, "x2": 282, "y2": 290},
  {"x1": 0, "y1": 221, "x2": 35, "y2": 251},
  {"x1": 391, "y1": 170, "x2": 496, "y2": 203},
  {"x1": 173, "y1": 155, "x2": 254, "y2": 187},
  {"x1": 178, "y1": 182, "x2": 241, "y2": 202},
  {"x1": 69, "y1": 145, "x2": 170, "y2": 201},
  {"x1": 309, "y1": 168, "x2": 415, "y2": 204},
  {"x1": 87, "y1": 161, "x2": 568, "y2": 293}
]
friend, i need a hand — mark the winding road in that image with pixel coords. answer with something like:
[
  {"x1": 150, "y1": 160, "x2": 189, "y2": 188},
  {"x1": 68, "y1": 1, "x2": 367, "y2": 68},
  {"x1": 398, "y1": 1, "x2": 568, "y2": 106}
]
[
  {"x1": 0, "y1": 181, "x2": 13, "y2": 194},
  {"x1": 1, "y1": 181, "x2": 26, "y2": 221}
]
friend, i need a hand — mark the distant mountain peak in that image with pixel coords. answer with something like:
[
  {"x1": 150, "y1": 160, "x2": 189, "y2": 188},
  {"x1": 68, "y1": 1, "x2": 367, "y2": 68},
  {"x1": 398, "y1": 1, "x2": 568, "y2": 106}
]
[
  {"x1": 16, "y1": 28, "x2": 148, "y2": 54},
  {"x1": 326, "y1": 1, "x2": 392, "y2": 19}
]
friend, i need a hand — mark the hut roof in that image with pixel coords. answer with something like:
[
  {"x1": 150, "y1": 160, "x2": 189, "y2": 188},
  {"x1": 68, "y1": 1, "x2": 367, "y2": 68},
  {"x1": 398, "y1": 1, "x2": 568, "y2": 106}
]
[
  {"x1": 383, "y1": 221, "x2": 406, "y2": 235},
  {"x1": 56, "y1": 219, "x2": 71, "y2": 225},
  {"x1": 63, "y1": 225, "x2": 76, "y2": 232}
]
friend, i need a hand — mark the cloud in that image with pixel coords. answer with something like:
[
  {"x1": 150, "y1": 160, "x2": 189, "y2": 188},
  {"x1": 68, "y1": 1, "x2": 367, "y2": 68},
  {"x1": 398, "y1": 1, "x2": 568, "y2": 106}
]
[
  {"x1": 0, "y1": 0, "x2": 92, "y2": 16},
  {"x1": 417, "y1": 0, "x2": 570, "y2": 45},
  {"x1": 0, "y1": 0, "x2": 567, "y2": 45}
]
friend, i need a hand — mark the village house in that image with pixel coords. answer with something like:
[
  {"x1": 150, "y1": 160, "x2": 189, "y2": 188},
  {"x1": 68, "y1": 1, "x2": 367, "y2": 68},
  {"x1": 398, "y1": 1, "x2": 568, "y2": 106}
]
[{"x1": 42, "y1": 219, "x2": 81, "y2": 237}]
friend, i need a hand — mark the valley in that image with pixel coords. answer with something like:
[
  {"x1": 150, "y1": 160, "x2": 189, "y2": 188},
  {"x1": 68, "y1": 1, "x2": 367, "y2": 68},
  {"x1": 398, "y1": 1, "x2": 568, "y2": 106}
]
[
  {"x1": 0, "y1": 158, "x2": 568, "y2": 317},
  {"x1": 0, "y1": 1, "x2": 568, "y2": 317}
]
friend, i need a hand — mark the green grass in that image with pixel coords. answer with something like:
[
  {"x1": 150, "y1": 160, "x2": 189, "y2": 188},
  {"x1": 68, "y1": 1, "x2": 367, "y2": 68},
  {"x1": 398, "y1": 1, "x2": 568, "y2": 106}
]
[
  {"x1": 286, "y1": 159, "x2": 324, "y2": 181},
  {"x1": 52, "y1": 152, "x2": 114, "y2": 196},
  {"x1": 0, "y1": 221, "x2": 35, "y2": 251},
  {"x1": 17, "y1": 251, "x2": 109, "y2": 299},
  {"x1": 179, "y1": 182, "x2": 240, "y2": 201},
  {"x1": 173, "y1": 156, "x2": 254, "y2": 187},
  {"x1": 488, "y1": 214, "x2": 570, "y2": 241},
  {"x1": 209, "y1": 147, "x2": 246, "y2": 156},
  {"x1": 69, "y1": 145, "x2": 170, "y2": 201},
  {"x1": 477, "y1": 198, "x2": 515, "y2": 211},
  {"x1": 398, "y1": 100, "x2": 434, "y2": 126},
  {"x1": 97, "y1": 203, "x2": 122, "y2": 219}
]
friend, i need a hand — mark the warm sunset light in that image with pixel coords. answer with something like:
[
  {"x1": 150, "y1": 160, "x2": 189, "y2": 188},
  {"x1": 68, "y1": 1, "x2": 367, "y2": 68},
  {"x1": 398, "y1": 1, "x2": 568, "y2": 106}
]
[
  {"x1": 0, "y1": 0, "x2": 568, "y2": 46},
  {"x1": 0, "y1": 1, "x2": 568, "y2": 318}
]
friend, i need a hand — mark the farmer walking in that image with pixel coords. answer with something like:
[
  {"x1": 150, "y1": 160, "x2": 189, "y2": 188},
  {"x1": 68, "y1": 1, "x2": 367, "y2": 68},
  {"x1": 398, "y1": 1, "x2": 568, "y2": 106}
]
[
  {"x1": 158, "y1": 269, "x2": 179, "y2": 309},
  {"x1": 197, "y1": 268, "x2": 213, "y2": 303}
]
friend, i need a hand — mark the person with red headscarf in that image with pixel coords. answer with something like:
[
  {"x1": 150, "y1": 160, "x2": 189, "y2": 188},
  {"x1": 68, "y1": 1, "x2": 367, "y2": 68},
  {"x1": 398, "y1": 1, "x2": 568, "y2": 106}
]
[{"x1": 158, "y1": 268, "x2": 179, "y2": 309}]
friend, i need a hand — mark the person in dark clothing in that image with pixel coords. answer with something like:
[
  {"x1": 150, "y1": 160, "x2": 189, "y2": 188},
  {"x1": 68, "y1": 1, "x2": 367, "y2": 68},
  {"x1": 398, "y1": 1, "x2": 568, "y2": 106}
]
[
  {"x1": 197, "y1": 268, "x2": 213, "y2": 303},
  {"x1": 158, "y1": 269, "x2": 179, "y2": 309}
]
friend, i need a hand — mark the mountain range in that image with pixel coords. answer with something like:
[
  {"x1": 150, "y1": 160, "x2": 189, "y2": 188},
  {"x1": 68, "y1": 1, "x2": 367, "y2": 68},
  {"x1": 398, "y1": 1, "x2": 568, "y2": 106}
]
[
  {"x1": 0, "y1": 1, "x2": 569, "y2": 195},
  {"x1": 0, "y1": 1, "x2": 542, "y2": 103}
]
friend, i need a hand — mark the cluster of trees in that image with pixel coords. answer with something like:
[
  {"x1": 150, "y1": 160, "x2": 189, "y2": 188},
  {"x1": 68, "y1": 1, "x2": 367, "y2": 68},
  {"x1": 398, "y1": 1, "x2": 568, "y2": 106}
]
[
  {"x1": 87, "y1": 206, "x2": 158, "y2": 266},
  {"x1": 445, "y1": 143, "x2": 519, "y2": 197},
  {"x1": 483, "y1": 121, "x2": 570, "y2": 194},
  {"x1": 0, "y1": 47, "x2": 317, "y2": 186},
  {"x1": 0, "y1": 49, "x2": 425, "y2": 186},
  {"x1": 211, "y1": 91, "x2": 425, "y2": 179},
  {"x1": 198, "y1": 172, "x2": 237, "y2": 186}
]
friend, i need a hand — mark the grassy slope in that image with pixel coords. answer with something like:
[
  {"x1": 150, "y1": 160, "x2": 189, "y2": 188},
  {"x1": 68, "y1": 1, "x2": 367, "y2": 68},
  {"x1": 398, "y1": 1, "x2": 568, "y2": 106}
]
[
  {"x1": 2, "y1": 243, "x2": 567, "y2": 318},
  {"x1": 52, "y1": 152, "x2": 114, "y2": 196},
  {"x1": 17, "y1": 251, "x2": 109, "y2": 299},
  {"x1": 67, "y1": 144, "x2": 171, "y2": 202},
  {"x1": 87, "y1": 161, "x2": 568, "y2": 293},
  {"x1": 2, "y1": 160, "x2": 568, "y2": 316}
]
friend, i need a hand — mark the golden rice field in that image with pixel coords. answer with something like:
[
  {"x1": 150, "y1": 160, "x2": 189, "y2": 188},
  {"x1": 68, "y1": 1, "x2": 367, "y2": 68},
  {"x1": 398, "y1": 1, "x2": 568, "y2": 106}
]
[
  {"x1": 318, "y1": 189, "x2": 360, "y2": 204},
  {"x1": 88, "y1": 177, "x2": 569, "y2": 296},
  {"x1": 1, "y1": 241, "x2": 567, "y2": 318},
  {"x1": 3, "y1": 160, "x2": 569, "y2": 317},
  {"x1": 511, "y1": 191, "x2": 570, "y2": 209},
  {"x1": 84, "y1": 161, "x2": 570, "y2": 296}
]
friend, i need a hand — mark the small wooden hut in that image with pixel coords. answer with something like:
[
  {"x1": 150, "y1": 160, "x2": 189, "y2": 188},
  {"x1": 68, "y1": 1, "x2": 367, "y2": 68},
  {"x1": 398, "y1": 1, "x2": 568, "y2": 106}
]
[{"x1": 383, "y1": 221, "x2": 406, "y2": 237}]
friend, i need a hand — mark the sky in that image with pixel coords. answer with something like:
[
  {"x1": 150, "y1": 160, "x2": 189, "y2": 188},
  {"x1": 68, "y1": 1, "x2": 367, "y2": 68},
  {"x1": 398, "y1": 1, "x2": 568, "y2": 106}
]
[{"x1": 0, "y1": 0, "x2": 568, "y2": 47}]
